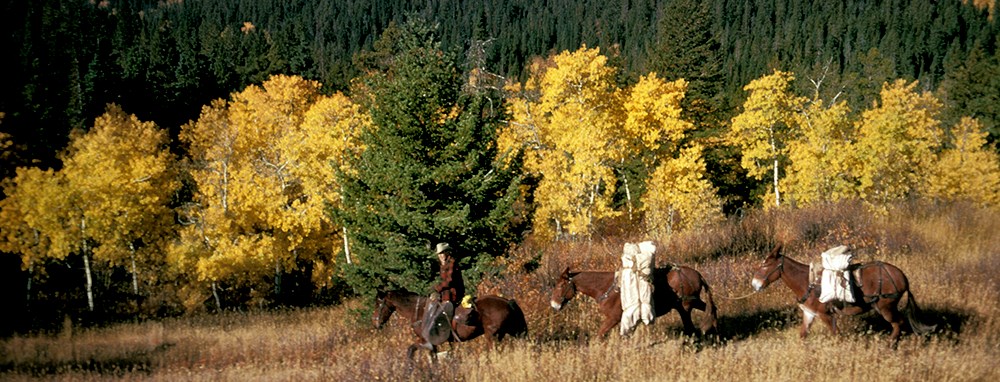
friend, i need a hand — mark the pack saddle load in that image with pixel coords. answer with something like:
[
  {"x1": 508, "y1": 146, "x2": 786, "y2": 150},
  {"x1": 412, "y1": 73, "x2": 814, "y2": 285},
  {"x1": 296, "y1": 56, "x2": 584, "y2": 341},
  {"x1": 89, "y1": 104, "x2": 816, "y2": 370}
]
[
  {"x1": 619, "y1": 241, "x2": 656, "y2": 336},
  {"x1": 814, "y1": 245, "x2": 855, "y2": 303}
]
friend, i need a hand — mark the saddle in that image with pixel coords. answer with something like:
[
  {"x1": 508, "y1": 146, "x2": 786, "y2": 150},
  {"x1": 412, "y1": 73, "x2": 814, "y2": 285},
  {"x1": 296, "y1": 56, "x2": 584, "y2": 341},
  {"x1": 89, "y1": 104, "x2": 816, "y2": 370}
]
[{"x1": 419, "y1": 300, "x2": 454, "y2": 346}]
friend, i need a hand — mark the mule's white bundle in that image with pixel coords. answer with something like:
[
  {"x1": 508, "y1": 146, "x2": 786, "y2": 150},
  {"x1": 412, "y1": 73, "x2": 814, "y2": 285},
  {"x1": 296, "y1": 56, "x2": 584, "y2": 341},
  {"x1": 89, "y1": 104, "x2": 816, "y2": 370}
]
[
  {"x1": 620, "y1": 241, "x2": 656, "y2": 336},
  {"x1": 818, "y1": 245, "x2": 855, "y2": 303}
]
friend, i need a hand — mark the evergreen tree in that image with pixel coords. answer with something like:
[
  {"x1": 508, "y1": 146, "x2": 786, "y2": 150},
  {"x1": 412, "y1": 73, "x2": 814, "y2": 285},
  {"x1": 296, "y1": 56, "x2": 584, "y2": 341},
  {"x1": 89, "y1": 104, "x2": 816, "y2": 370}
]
[
  {"x1": 648, "y1": 0, "x2": 726, "y2": 133},
  {"x1": 334, "y1": 19, "x2": 527, "y2": 296}
]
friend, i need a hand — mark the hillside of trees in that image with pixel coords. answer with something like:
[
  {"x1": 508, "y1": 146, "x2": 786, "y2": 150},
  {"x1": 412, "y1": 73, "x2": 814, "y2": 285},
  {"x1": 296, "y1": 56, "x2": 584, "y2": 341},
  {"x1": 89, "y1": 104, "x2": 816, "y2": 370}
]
[
  {"x1": 3, "y1": 0, "x2": 998, "y2": 167},
  {"x1": 1, "y1": 0, "x2": 999, "y2": 332}
]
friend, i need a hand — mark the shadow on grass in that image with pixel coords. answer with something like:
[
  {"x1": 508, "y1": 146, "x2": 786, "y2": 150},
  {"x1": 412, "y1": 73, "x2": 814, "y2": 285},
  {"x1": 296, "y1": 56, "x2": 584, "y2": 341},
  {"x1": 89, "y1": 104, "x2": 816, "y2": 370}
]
[
  {"x1": 848, "y1": 305, "x2": 975, "y2": 344},
  {"x1": 0, "y1": 343, "x2": 173, "y2": 378},
  {"x1": 713, "y1": 307, "x2": 798, "y2": 342}
]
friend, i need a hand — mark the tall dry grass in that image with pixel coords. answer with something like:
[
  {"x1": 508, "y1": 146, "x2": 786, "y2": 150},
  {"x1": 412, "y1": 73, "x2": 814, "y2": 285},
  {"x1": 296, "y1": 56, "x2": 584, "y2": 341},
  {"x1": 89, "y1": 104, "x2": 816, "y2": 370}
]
[{"x1": 1, "y1": 201, "x2": 997, "y2": 381}]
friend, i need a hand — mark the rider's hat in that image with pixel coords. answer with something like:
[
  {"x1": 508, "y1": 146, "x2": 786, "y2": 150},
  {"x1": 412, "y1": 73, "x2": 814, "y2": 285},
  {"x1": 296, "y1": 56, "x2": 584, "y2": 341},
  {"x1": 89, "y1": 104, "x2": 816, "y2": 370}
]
[{"x1": 435, "y1": 242, "x2": 451, "y2": 255}]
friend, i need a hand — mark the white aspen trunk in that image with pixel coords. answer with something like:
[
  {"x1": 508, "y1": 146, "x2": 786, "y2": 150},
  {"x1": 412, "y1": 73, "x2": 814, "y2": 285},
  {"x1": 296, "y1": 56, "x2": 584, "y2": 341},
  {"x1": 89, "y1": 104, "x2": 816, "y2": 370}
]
[
  {"x1": 588, "y1": 183, "x2": 597, "y2": 234},
  {"x1": 773, "y1": 157, "x2": 781, "y2": 207},
  {"x1": 221, "y1": 161, "x2": 229, "y2": 212},
  {"x1": 770, "y1": 134, "x2": 781, "y2": 207},
  {"x1": 81, "y1": 218, "x2": 94, "y2": 312},
  {"x1": 274, "y1": 260, "x2": 282, "y2": 297},
  {"x1": 129, "y1": 242, "x2": 138, "y2": 295},
  {"x1": 342, "y1": 226, "x2": 352, "y2": 264},
  {"x1": 340, "y1": 185, "x2": 352, "y2": 264},
  {"x1": 82, "y1": 252, "x2": 94, "y2": 312},
  {"x1": 667, "y1": 206, "x2": 675, "y2": 238},
  {"x1": 623, "y1": 173, "x2": 633, "y2": 221},
  {"x1": 211, "y1": 282, "x2": 222, "y2": 312},
  {"x1": 26, "y1": 261, "x2": 33, "y2": 306}
]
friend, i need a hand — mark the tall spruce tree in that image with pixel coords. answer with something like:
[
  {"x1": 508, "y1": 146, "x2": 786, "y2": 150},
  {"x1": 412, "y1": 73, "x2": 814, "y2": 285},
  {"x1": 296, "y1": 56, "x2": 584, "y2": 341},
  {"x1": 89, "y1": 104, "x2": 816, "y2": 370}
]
[{"x1": 334, "y1": 19, "x2": 527, "y2": 296}]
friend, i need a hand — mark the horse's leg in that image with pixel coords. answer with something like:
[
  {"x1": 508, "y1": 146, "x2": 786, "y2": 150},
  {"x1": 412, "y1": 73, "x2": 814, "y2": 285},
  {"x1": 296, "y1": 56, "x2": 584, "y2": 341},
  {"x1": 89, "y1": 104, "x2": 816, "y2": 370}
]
[
  {"x1": 598, "y1": 302, "x2": 623, "y2": 338},
  {"x1": 818, "y1": 311, "x2": 837, "y2": 335},
  {"x1": 598, "y1": 315, "x2": 619, "y2": 338},
  {"x1": 677, "y1": 301, "x2": 698, "y2": 335},
  {"x1": 876, "y1": 301, "x2": 905, "y2": 345}
]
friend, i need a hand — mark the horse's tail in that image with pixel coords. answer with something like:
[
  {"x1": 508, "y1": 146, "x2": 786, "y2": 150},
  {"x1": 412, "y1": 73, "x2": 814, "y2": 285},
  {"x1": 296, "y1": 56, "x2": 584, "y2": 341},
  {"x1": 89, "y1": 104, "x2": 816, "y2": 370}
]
[
  {"x1": 506, "y1": 299, "x2": 529, "y2": 338},
  {"x1": 700, "y1": 280, "x2": 719, "y2": 335},
  {"x1": 904, "y1": 290, "x2": 936, "y2": 335}
]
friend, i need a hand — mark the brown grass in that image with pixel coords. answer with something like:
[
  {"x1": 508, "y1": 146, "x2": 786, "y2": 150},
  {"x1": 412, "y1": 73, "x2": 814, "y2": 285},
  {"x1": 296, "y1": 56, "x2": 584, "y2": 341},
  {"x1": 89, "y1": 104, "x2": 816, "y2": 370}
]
[{"x1": 2, "y1": 201, "x2": 998, "y2": 381}]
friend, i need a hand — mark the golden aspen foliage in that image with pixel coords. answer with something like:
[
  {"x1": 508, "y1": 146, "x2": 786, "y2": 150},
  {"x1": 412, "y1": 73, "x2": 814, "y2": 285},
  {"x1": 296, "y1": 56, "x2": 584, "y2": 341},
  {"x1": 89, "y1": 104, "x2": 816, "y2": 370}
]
[
  {"x1": 0, "y1": 168, "x2": 70, "y2": 268},
  {"x1": 505, "y1": 46, "x2": 624, "y2": 239},
  {"x1": 783, "y1": 99, "x2": 856, "y2": 206},
  {"x1": 60, "y1": 104, "x2": 177, "y2": 274},
  {"x1": 0, "y1": 106, "x2": 177, "y2": 311},
  {"x1": 622, "y1": 73, "x2": 692, "y2": 161},
  {"x1": 852, "y1": 79, "x2": 943, "y2": 207},
  {"x1": 177, "y1": 75, "x2": 360, "y2": 304},
  {"x1": 922, "y1": 117, "x2": 1000, "y2": 207},
  {"x1": 504, "y1": 48, "x2": 708, "y2": 239},
  {"x1": 729, "y1": 70, "x2": 807, "y2": 207},
  {"x1": 643, "y1": 144, "x2": 723, "y2": 237},
  {"x1": 292, "y1": 92, "x2": 368, "y2": 285}
]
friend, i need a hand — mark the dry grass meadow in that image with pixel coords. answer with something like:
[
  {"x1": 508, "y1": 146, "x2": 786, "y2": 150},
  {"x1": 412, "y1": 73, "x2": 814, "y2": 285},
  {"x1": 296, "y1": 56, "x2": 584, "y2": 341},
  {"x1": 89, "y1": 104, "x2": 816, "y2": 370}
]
[{"x1": 1, "y1": 201, "x2": 998, "y2": 381}]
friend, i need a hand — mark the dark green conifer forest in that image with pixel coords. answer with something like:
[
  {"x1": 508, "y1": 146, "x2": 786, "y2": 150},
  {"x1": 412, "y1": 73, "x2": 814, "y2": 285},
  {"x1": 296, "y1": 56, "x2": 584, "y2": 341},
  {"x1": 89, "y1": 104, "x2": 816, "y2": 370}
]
[{"x1": 3, "y1": 0, "x2": 998, "y2": 169}]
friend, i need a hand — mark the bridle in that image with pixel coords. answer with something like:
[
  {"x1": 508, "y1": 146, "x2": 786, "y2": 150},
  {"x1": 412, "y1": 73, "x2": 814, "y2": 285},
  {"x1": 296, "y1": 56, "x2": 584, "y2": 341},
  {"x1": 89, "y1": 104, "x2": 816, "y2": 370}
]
[
  {"x1": 562, "y1": 273, "x2": 617, "y2": 303},
  {"x1": 559, "y1": 276, "x2": 578, "y2": 303},
  {"x1": 757, "y1": 255, "x2": 785, "y2": 287}
]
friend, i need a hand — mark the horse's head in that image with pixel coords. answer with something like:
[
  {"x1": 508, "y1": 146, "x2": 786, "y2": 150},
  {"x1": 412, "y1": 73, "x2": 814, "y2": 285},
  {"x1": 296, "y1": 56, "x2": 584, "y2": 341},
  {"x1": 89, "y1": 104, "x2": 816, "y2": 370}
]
[
  {"x1": 372, "y1": 291, "x2": 396, "y2": 329},
  {"x1": 550, "y1": 267, "x2": 578, "y2": 310},
  {"x1": 751, "y1": 244, "x2": 784, "y2": 291}
]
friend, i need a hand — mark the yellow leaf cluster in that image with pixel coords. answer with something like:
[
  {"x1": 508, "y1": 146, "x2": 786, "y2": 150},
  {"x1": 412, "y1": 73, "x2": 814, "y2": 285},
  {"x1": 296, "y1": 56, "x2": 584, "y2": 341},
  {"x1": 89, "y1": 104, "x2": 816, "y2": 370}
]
[
  {"x1": 61, "y1": 105, "x2": 178, "y2": 267},
  {"x1": 177, "y1": 75, "x2": 365, "y2": 284},
  {"x1": 506, "y1": 47, "x2": 623, "y2": 239},
  {"x1": 783, "y1": 99, "x2": 855, "y2": 206},
  {"x1": 729, "y1": 70, "x2": 806, "y2": 180},
  {"x1": 922, "y1": 117, "x2": 1000, "y2": 207},
  {"x1": 0, "y1": 168, "x2": 73, "y2": 266},
  {"x1": 643, "y1": 144, "x2": 723, "y2": 237},
  {"x1": 506, "y1": 47, "x2": 696, "y2": 239},
  {"x1": 853, "y1": 79, "x2": 942, "y2": 205}
]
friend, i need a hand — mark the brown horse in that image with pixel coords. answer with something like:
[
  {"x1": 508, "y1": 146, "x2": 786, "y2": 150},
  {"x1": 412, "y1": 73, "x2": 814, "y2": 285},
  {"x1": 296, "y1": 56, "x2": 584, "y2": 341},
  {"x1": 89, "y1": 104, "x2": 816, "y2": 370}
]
[
  {"x1": 550, "y1": 265, "x2": 718, "y2": 338},
  {"x1": 373, "y1": 291, "x2": 527, "y2": 360},
  {"x1": 750, "y1": 244, "x2": 935, "y2": 343},
  {"x1": 452, "y1": 295, "x2": 529, "y2": 346}
]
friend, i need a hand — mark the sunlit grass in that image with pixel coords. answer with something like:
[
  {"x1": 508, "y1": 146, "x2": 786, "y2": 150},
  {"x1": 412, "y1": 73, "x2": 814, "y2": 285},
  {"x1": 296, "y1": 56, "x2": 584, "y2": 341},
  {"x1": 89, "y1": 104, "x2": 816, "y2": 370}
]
[{"x1": 1, "y1": 201, "x2": 997, "y2": 381}]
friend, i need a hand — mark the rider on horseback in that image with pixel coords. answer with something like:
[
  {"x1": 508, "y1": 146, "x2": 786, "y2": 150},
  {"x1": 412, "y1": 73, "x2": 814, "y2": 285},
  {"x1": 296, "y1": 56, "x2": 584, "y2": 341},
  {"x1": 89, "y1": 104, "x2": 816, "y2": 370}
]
[{"x1": 421, "y1": 242, "x2": 466, "y2": 346}]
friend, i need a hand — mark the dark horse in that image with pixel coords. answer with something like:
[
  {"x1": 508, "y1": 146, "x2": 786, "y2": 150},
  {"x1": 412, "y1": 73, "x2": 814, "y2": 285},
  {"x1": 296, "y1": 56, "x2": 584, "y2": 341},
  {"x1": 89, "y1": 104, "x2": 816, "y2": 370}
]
[
  {"x1": 373, "y1": 291, "x2": 527, "y2": 359},
  {"x1": 751, "y1": 244, "x2": 935, "y2": 344},
  {"x1": 550, "y1": 265, "x2": 718, "y2": 337}
]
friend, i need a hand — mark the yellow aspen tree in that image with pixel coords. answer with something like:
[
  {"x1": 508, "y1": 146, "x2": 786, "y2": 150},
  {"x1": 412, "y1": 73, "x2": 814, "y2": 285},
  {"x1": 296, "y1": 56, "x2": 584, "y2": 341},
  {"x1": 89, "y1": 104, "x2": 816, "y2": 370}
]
[
  {"x1": 60, "y1": 105, "x2": 178, "y2": 298},
  {"x1": 177, "y1": 75, "x2": 359, "y2": 308},
  {"x1": 922, "y1": 117, "x2": 1000, "y2": 207},
  {"x1": 852, "y1": 79, "x2": 943, "y2": 206},
  {"x1": 292, "y1": 92, "x2": 367, "y2": 283},
  {"x1": 0, "y1": 168, "x2": 82, "y2": 306},
  {"x1": 729, "y1": 70, "x2": 806, "y2": 207},
  {"x1": 506, "y1": 46, "x2": 624, "y2": 239},
  {"x1": 643, "y1": 144, "x2": 723, "y2": 237},
  {"x1": 783, "y1": 99, "x2": 856, "y2": 206},
  {"x1": 621, "y1": 73, "x2": 693, "y2": 219},
  {"x1": 0, "y1": 168, "x2": 61, "y2": 297}
]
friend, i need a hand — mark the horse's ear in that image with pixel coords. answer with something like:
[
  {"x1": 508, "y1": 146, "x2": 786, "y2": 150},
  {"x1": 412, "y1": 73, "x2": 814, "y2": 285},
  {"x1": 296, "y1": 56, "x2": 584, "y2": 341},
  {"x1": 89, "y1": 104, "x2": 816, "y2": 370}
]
[
  {"x1": 769, "y1": 243, "x2": 784, "y2": 259},
  {"x1": 561, "y1": 266, "x2": 571, "y2": 278}
]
